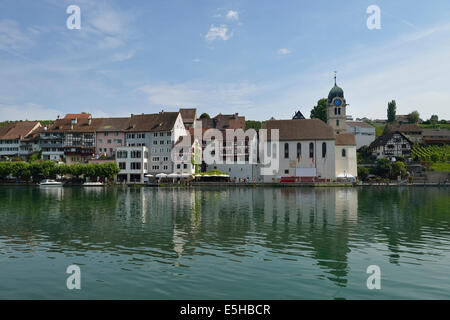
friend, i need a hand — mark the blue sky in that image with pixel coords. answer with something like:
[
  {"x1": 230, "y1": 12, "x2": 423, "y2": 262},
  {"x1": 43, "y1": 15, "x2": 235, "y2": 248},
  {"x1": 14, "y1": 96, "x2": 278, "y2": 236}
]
[{"x1": 0, "y1": 0, "x2": 450, "y2": 121}]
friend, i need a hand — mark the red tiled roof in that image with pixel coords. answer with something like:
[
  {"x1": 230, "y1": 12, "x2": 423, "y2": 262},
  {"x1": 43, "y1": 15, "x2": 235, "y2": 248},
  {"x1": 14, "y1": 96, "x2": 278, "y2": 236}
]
[
  {"x1": 64, "y1": 113, "x2": 92, "y2": 119},
  {"x1": 335, "y1": 133, "x2": 356, "y2": 146},
  {"x1": 0, "y1": 121, "x2": 41, "y2": 140},
  {"x1": 262, "y1": 119, "x2": 335, "y2": 141}
]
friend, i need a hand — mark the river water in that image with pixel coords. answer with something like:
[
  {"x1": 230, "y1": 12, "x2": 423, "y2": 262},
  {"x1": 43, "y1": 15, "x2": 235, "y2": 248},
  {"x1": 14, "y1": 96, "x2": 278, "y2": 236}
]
[{"x1": 0, "y1": 186, "x2": 449, "y2": 299}]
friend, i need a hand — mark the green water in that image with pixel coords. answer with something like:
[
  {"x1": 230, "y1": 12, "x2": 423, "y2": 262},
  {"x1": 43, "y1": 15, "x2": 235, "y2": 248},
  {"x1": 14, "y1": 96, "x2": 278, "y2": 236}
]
[{"x1": 0, "y1": 186, "x2": 449, "y2": 299}]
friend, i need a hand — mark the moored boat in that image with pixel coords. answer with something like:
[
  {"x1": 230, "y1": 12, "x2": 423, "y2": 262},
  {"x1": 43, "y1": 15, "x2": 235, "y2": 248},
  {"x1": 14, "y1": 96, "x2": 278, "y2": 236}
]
[
  {"x1": 83, "y1": 182, "x2": 105, "y2": 187},
  {"x1": 39, "y1": 179, "x2": 63, "y2": 187}
]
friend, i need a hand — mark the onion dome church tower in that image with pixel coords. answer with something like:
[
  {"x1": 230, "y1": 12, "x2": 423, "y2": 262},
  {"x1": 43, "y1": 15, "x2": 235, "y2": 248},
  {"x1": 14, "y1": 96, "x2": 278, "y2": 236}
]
[{"x1": 327, "y1": 72, "x2": 348, "y2": 134}]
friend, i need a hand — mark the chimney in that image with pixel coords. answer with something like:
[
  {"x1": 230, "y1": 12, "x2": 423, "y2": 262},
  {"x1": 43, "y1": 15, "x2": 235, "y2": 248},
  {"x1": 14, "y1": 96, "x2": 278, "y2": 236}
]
[
  {"x1": 88, "y1": 118, "x2": 92, "y2": 125},
  {"x1": 57, "y1": 115, "x2": 60, "y2": 119},
  {"x1": 70, "y1": 124, "x2": 74, "y2": 130}
]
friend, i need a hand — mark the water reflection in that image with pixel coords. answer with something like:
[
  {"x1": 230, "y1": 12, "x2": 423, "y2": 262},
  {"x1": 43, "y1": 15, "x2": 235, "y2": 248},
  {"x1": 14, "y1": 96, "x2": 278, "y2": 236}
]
[{"x1": 0, "y1": 186, "x2": 449, "y2": 298}]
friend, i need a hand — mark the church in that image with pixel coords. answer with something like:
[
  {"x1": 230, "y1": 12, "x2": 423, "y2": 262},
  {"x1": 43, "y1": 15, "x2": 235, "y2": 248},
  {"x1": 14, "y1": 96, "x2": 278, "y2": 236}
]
[{"x1": 260, "y1": 76, "x2": 357, "y2": 182}]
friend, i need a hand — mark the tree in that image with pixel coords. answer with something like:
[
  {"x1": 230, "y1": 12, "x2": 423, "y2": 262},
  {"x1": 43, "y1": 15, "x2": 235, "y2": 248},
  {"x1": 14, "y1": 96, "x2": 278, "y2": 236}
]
[
  {"x1": 391, "y1": 161, "x2": 407, "y2": 179},
  {"x1": 387, "y1": 100, "x2": 396, "y2": 123},
  {"x1": 374, "y1": 158, "x2": 391, "y2": 178},
  {"x1": 357, "y1": 167, "x2": 370, "y2": 180},
  {"x1": 407, "y1": 111, "x2": 420, "y2": 124},
  {"x1": 430, "y1": 115, "x2": 439, "y2": 125},
  {"x1": 310, "y1": 98, "x2": 327, "y2": 123},
  {"x1": 199, "y1": 113, "x2": 210, "y2": 119}
]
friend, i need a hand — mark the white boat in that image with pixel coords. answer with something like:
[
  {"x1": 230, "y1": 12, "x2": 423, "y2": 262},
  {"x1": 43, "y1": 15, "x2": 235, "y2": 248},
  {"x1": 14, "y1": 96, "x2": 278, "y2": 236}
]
[
  {"x1": 83, "y1": 182, "x2": 105, "y2": 187},
  {"x1": 39, "y1": 179, "x2": 63, "y2": 187}
]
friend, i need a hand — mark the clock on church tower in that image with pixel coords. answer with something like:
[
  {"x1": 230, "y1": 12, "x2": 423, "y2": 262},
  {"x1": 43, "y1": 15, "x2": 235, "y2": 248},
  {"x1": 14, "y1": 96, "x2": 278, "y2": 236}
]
[{"x1": 326, "y1": 73, "x2": 348, "y2": 134}]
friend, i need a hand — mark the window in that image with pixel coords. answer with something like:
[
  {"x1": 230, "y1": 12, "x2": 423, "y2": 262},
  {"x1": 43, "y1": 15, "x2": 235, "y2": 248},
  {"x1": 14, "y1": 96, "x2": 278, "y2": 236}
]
[
  {"x1": 98, "y1": 139, "x2": 103, "y2": 144},
  {"x1": 296, "y1": 143, "x2": 301, "y2": 159},
  {"x1": 159, "y1": 132, "x2": 164, "y2": 137},
  {"x1": 183, "y1": 164, "x2": 187, "y2": 169},
  {"x1": 163, "y1": 165, "x2": 168, "y2": 170},
  {"x1": 167, "y1": 132, "x2": 171, "y2": 136},
  {"x1": 342, "y1": 149, "x2": 346, "y2": 157},
  {"x1": 107, "y1": 139, "x2": 112, "y2": 144},
  {"x1": 284, "y1": 143, "x2": 289, "y2": 159},
  {"x1": 160, "y1": 140, "x2": 164, "y2": 144},
  {"x1": 336, "y1": 120, "x2": 340, "y2": 127},
  {"x1": 118, "y1": 162, "x2": 126, "y2": 170},
  {"x1": 322, "y1": 142, "x2": 327, "y2": 158},
  {"x1": 177, "y1": 164, "x2": 181, "y2": 169},
  {"x1": 153, "y1": 133, "x2": 158, "y2": 137},
  {"x1": 163, "y1": 157, "x2": 168, "y2": 161},
  {"x1": 309, "y1": 142, "x2": 314, "y2": 158},
  {"x1": 284, "y1": 169, "x2": 289, "y2": 174},
  {"x1": 104, "y1": 132, "x2": 108, "y2": 137},
  {"x1": 131, "y1": 150, "x2": 141, "y2": 158},
  {"x1": 131, "y1": 162, "x2": 141, "y2": 170},
  {"x1": 116, "y1": 150, "x2": 127, "y2": 158},
  {"x1": 402, "y1": 144, "x2": 407, "y2": 149}
]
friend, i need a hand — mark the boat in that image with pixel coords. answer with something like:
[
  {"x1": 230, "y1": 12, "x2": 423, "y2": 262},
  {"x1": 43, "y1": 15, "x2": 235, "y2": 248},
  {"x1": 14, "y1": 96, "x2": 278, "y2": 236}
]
[
  {"x1": 39, "y1": 179, "x2": 63, "y2": 187},
  {"x1": 82, "y1": 182, "x2": 105, "y2": 187}
]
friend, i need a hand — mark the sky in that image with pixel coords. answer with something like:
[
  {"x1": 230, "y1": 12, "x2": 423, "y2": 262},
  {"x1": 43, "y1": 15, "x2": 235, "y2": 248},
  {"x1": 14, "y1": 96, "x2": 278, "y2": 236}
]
[{"x1": 0, "y1": 0, "x2": 450, "y2": 122}]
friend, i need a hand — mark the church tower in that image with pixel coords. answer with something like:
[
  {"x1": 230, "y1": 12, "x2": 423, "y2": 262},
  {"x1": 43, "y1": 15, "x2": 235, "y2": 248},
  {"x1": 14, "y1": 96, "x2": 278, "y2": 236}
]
[{"x1": 327, "y1": 72, "x2": 348, "y2": 134}]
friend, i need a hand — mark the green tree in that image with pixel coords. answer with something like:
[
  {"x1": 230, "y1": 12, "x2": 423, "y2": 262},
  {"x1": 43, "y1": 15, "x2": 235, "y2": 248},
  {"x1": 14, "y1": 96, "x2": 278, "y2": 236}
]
[
  {"x1": 357, "y1": 167, "x2": 370, "y2": 180},
  {"x1": 245, "y1": 120, "x2": 262, "y2": 130},
  {"x1": 374, "y1": 158, "x2": 391, "y2": 178},
  {"x1": 430, "y1": 115, "x2": 439, "y2": 125},
  {"x1": 310, "y1": 98, "x2": 327, "y2": 123},
  {"x1": 407, "y1": 111, "x2": 420, "y2": 124},
  {"x1": 387, "y1": 100, "x2": 396, "y2": 123},
  {"x1": 199, "y1": 113, "x2": 210, "y2": 119},
  {"x1": 391, "y1": 161, "x2": 407, "y2": 179}
]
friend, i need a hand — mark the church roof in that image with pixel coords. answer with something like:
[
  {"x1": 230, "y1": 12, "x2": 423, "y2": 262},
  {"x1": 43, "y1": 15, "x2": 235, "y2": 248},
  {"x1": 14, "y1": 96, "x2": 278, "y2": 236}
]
[
  {"x1": 328, "y1": 84, "x2": 344, "y2": 103},
  {"x1": 335, "y1": 133, "x2": 356, "y2": 146},
  {"x1": 262, "y1": 119, "x2": 335, "y2": 141}
]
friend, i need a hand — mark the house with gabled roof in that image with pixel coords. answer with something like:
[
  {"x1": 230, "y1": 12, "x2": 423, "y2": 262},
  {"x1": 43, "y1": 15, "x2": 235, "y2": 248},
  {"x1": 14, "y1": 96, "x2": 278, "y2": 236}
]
[
  {"x1": 368, "y1": 131, "x2": 413, "y2": 159},
  {"x1": 0, "y1": 121, "x2": 41, "y2": 159}
]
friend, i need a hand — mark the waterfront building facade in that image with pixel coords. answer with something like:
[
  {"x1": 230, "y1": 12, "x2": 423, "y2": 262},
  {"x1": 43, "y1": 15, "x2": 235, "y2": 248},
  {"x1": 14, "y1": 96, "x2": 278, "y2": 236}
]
[
  {"x1": 95, "y1": 117, "x2": 129, "y2": 157},
  {"x1": 368, "y1": 131, "x2": 413, "y2": 159},
  {"x1": 0, "y1": 121, "x2": 41, "y2": 159},
  {"x1": 124, "y1": 112, "x2": 187, "y2": 175},
  {"x1": 115, "y1": 146, "x2": 149, "y2": 183}
]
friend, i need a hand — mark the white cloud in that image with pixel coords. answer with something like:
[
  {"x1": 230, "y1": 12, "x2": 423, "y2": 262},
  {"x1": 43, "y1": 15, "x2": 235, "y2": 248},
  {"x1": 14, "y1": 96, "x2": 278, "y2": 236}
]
[
  {"x1": 0, "y1": 103, "x2": 64, "y2": 121},
  {"x1": 277, "y1": 48, "x2": 292, "y2": 55},
  {"x1": 138, "y1": 81, "x2": 264, "y2": 113},
  {"x1": 226, "y1": 10, "x2": 239, "y2": 21},
  {"x1": 111, "y1": 51, "x2": 135, "y2": 62},
  {"x1": 0, "y1": 19, "x2": 34, "y2": 52},
  {"x1": 205, "y1": 25, "x2": 232, "y2": 41},
  {"x1": 192, "y1": 58, "x2": 201, "y2": 63}
]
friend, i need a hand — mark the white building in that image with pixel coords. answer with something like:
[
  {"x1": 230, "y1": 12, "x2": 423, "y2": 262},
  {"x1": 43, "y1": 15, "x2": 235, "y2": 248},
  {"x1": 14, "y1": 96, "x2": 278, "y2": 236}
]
[
  {"x1": 261, "y1": 119, "x2": 337, "y2": 182},
  {"x1": 0, "y1": 121, "x2": 41, "y2": 159},
  {"x1": 124, "y1": 112, "x2": 187, "y2": 175},
  {"x1": 346, "y1": 121, "x2": 376, "y2": 149},
  {"x1": 173, "y1": 134, "x2": 202, "y2": 176},
  {"x1": 115, "y1": 146, "x2": 149, "y2": 183},
  {"x1": 334, "y1": 133, "x2": 358, "y2": 180}
]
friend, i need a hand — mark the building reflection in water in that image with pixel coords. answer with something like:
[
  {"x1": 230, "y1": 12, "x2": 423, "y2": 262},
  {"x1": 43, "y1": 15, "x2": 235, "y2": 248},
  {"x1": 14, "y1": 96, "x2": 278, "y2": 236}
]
[{"x1": 164, "y1": 187, "x2": 358, "y2": 288}]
